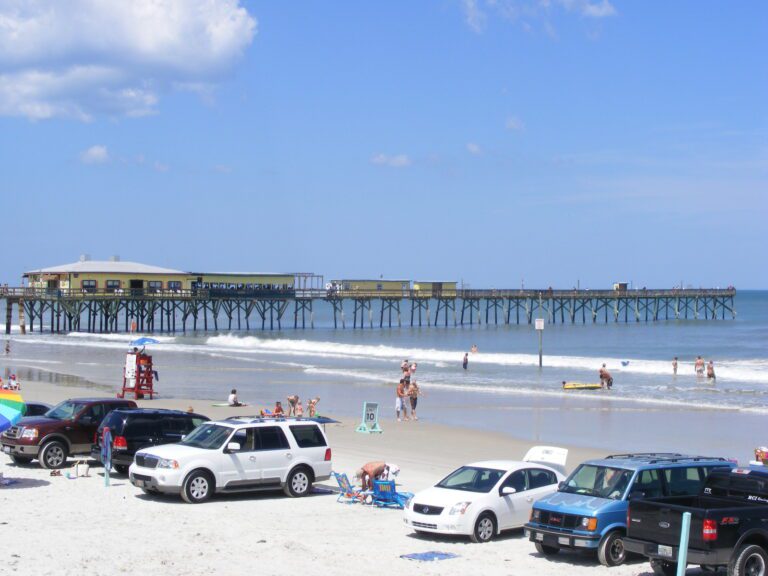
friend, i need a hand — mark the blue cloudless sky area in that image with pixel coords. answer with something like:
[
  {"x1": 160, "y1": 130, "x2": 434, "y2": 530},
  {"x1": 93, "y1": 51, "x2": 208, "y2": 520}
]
[{"x1": 1, "y1": 1, "x2": 765, "y2": 287}]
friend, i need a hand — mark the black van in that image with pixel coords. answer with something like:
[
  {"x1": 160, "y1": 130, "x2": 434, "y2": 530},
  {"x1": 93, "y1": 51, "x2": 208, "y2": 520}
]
[{"x1": 91, "y1": 408, "x2": 209, "y2": 474}]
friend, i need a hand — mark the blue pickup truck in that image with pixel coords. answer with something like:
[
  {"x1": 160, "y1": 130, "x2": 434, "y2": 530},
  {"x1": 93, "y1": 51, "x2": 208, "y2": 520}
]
[{"x1": 524, "y1": 453, "x2": 734, "y2": 566}]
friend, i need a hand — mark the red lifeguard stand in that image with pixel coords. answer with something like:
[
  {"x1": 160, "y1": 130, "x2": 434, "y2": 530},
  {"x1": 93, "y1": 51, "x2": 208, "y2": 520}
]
[{"x1": 118, "y1": 350, "x2": 156, "y2": 399}]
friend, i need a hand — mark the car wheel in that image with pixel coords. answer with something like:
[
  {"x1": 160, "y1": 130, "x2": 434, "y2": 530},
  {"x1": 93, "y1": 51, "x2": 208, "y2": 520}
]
[
  {"x1": 535, "y1": 543, "x2": 560, "y2": 556},
  {"x1": 181, "y1": 470, "x2": 214, "y2": 504},
  {"x1": 284, "y1": 466, "x2": 312, "y2": 498},
  {"x1": 39, "y1": 441, "x2": 68, "y2": 469},
  {"x1": 597, "y1": 530, "x2": 627, "y2": 567},
  {"x1": 650, "y1": 559, "x2": 679, "y2": 576},
  {"x1": 113, "y1": 464, "x2": 130, "y2": 475},
  {"x1": 470, "y1": 512, "x2": 496, "y2": 543},
  {"x1": 729, "y1": 544, "x2": 768, "y2": 576},
  {"x1": 9, "y1": 454, "x2": 33, "y2": 465}
]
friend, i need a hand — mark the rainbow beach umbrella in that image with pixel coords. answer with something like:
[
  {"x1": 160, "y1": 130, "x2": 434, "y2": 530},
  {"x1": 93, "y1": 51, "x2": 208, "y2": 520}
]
[{"x1": 0, "y1": 390, "x2": 25, "y2": 434}]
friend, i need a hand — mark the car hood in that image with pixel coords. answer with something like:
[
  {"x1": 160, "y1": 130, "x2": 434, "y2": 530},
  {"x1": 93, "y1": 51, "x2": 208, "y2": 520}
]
[
  {"x1": 411, "y1": 486, "x2": 485, "y2": 507},
  {"x1": 534, "y1": 490, "x2": 617, "y2": 513},
  {"x1": 16, "y1": 416, "x2": 65, "y2": 429},
  {"x1": 136, "y1": 443, "x2": 207, "y2": 460}
]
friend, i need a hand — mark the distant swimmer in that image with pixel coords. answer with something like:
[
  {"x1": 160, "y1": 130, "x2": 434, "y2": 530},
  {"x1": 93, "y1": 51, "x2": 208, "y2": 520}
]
[
  {"x1": 4, "y1": 340, "x2": 9, "y2": 354},
  {"x1": 695, "y1": 356, "x2": 705, "y2": 376},
  {"x1": 599, "y1": 364, "x2": 613, "y2": 389},
  {"x1": 470, "y1": 344, "x2": 478, "y2": 354},
  {"x1": 672, "y1": 356, "x2": 678, "y2": 375},
  {"x1": 707, "y1": 360, "x2": 716, "y2": 380},
  {"x1": 462, "y1": 353, "x2": 469, "y2": 370}
]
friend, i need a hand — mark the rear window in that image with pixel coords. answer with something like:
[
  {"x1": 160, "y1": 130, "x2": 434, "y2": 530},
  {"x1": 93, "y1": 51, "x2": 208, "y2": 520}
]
[
  {"x1": 125, "y1": 416, "x2": 160, "y2": 437},
  {"x1": 98, "y1": 411, "x2": 128, "y2": 434},
  {"x1": 705, "y1": 471, "x2": 768, "y2": 502},
  {"x1": 289, "y1": 425, "x2": 327, "y2": 448},
  {"x1": 257, "y1": 426, "x2": 290, "y2": 450},
  {"x1": 663, "y1": 466, "x2": 706, "y2": 496}
]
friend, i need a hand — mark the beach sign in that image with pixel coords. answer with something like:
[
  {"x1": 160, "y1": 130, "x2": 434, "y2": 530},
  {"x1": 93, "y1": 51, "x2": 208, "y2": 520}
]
[{"x1": 355, "y1": 401, "x2": 383, "y2": 434}]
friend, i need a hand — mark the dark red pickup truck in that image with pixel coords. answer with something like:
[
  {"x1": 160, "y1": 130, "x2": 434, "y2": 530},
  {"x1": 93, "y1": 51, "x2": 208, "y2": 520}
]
[
  {"x1": 625, "y1": 466, "x2": 768, "y2": 576},
  {"x1": 1, "y1": 397, "x2": 136, "y2": 469}
]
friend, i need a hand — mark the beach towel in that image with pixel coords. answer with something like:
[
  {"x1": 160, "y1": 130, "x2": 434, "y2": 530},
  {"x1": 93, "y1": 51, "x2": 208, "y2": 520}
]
[
  {"x1": 400, "y1": 551, "x2": 459, "y2": 562},
  {"x1": 211, "y1": 403, "x2": 250, "y2": 407}
]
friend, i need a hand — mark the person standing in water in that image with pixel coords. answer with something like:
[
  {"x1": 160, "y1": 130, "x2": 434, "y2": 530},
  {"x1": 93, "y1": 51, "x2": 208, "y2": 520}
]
[
  {"x1": 695, "y1": 356, "x2": 705, "y2": 376},
  {"x1": 672, "y1": 357, "x2": 678, "y2": 375},
  {"x1": 462, "y1": 353, "x2": 469, "y2": 370},
  {"x1": 707, "y1": 360, "x2": 716, "y2": 380}
]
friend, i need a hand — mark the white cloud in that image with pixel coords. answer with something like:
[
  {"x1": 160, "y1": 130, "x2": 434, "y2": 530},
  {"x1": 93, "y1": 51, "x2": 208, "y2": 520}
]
[
  {"x1": 371, "y1": 153, "x2": 411, "y2": 168},
  {"x1": 462, "y1": 0, "x2": 487, "y2": 33},
  {"x1": 154, "y1": 161, "x2": 170, "y2": 173},
  {"x1": 560, "y1": 0, "x2": 616, "y2": 18},
  {"x1": 0, "y1": 1, "x2": 256, "y2": 120},
  {"x1": 505, "y1": 116, "x2": 525, "y2": 131},
  {"x1": 466, "y1": 142, "x2": 482, "y2": 155},
  {"x1": 80, "y1": 145, "x2": 109, "y2": 164}
]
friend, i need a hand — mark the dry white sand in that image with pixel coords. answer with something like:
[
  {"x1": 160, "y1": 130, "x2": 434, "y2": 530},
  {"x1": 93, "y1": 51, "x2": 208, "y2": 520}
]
[{"x1": 0, "y1": 379, "x2": 682, "y2": 576}]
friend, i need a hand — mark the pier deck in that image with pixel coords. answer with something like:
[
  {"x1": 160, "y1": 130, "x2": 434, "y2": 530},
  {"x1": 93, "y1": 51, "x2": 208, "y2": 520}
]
[{"x1": 1, "y1": 287, "x2": 736, "y2": 334}]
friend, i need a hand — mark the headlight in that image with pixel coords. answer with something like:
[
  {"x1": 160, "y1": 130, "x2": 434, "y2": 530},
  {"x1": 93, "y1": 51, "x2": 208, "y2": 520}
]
[
  {"x1": 449, "y1": 502, "x2": 472, "y2": 515},
  {"x1": 580, "y1": 517, "x2": 598, "y2": 531},
  {"x1": 157, "y1": 458, "x2": 179, "y2": 469},
  {"x1": 405, "y1": 497, "x2": 413, "y2": 510},
  {"x1": 21, "y1": 428, "x2": 39, "y2": 440},
  {"x1": 531, "y1": 509, "x2": 541, "y2": 521}
]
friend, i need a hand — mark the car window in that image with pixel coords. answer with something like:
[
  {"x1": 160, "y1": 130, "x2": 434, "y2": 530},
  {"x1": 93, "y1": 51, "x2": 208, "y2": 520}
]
[
  {"x1": 46, "y1": 400, "x2": 86, "y2": 420},
  {"x1": 288, "y1": 425, "x2": 327, "y2": 448},
  {"x1": 160, "y1": 416, "x2": 195, "y2": 435},
  {"x1": 81, "y1": 403, "x2": 106, "y2": 424},
  {"x1": 437, "y1": 466, "x2": 505, "y2": 493},
  {"x1": 632, "y1": 469, "x2": 664, "y2": 498},
  {"x1": 98, "y1": 412, "x2": 127, "y2": 435},
  {"x1": 664, "y1": 466, "x2": 707, "y2": 496},
  {"x1": 528, "y1": 468, "x2": 557, "y2": 489},
  {"x1": 562, "y1": 465, "x2": 633, "y2": 500},
  {"x1": 125, "y1": 416, "x2": 159, "y2": 438},
  {"x1": 256, "y1": 426, "x2": 290, "y2": 451},
  {"x1": 181, "y1": 424, "x2": 233, "y2": 450},
  {"x1": 228, "y1": 428, "x2": 256, "y2": 452},
  {"x1": 502, "y1": 470, "x2": 528, "y2": 492}
]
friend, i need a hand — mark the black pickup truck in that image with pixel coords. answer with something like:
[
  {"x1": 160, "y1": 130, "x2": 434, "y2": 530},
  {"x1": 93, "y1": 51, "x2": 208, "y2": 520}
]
[{"x1": 625, "y1": 466, "x2": 768, "y2": 576}]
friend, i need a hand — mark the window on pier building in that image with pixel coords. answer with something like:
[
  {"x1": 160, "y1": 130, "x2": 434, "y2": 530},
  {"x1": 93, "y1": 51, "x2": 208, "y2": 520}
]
[
  {"x1": 106, "y1": 280, "x2": 120, "y2": 293},
  {"x1": 82, "y1": 280, "x2": 97, "y2": 293},
  {"x1": 148, "y1": 281, "x2": 162, "y2": 293},
  {"x1": 168, "y1": 281, "x2": 182, "y2": 292}
]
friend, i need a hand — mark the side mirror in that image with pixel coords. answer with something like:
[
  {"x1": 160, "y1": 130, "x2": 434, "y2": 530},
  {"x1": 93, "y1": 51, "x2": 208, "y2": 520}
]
[
  {"x1": 500, "y1": 486, "x2": 517, "y2": 496},
  {"x1": 558, "y1": 481, "x2": 565, "y2": 490},
  {"x1": 226, "y1": 442, "x2": 241, "y2": 453}
]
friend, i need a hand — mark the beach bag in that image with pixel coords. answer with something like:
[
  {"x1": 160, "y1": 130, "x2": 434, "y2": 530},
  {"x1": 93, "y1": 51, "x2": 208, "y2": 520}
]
[{"x1": 73, "y1": 459, "x2": 90, "y2": 477}]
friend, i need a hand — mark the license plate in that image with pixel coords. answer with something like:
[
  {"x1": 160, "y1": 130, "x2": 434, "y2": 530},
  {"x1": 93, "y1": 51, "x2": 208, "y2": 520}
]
[
  {"x1": 658, "y1": 545, "x2": 673, "y2": 558},
  {"x1": 134, "y1": 479, "x2": 145, "y2": 488},
  {"x1": 535, "y1": 532, "x2": 544, "y2": 541},
  {"x1": 2, "y1": 446, "x2": 10, "y2": 454},
  {"x1": 558, "y1": 537, "x2": 570, "y2": 545}
]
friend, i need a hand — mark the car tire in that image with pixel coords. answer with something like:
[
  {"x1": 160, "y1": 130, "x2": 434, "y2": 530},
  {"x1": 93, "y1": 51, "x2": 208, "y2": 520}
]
[
  {"x1": 39, "y1": 441, "x2": 68, "y2": 469},
  {"x1": 650, "y1": 559, "x2": 679, "y2": 576},
  {"x1": 535, "y1": 543, "x2": 560, "y2": 556},
  {"x1": 113, "y1": 464, "x2": 130, "y2": 475},
  {"x1": 597, "y1": 530, "x2": 627, "y2": 567},
  {"x1": 9, "y1": 454, "x2": 33, "y2": 465},
  {"x1": 181, "y1": 470, "x2": 214, "y2": 504},
  {"x1": 284, "y1": 466, "x2": 313, "y2": 498},
  {"x1": 729, "y1": 544, "x2": 768, "y2": 576},
  {"x1": 470, "y1": 512, "x2": 496, "y2": 543}
]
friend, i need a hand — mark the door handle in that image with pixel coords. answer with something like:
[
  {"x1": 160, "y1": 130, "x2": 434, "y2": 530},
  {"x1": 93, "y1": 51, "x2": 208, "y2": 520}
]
[
  {"x1": 249, "y1": 456, "x2": 257, "y2": 462},
  {"x1": 285, "y1": 453, "x2": 292, "y2": 459}
]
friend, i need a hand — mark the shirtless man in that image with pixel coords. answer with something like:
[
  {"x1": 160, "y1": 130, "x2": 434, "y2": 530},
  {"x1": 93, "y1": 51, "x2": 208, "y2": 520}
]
[
  {"x1": 286, "y1": 394, "x2": 299, "y2": 416},
  {"x1": 695, "y1": 356, "x2": 705, "y2": 376},
  {"x1": 355, "y1": 462, "x2": 398, "y2": 491},
  {"x1": 599, "y1": 364, "x2": 613, "y2": 389}
]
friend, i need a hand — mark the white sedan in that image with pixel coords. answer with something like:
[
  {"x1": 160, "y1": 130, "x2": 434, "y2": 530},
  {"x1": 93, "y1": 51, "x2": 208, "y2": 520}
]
[{"x1": 404, "y1": 446, "x2": 567, "y2": 543}]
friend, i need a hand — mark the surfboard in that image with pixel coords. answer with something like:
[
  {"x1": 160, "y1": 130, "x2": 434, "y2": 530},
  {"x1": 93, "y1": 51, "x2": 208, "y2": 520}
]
[
  {"x1": 562, "y1": 382, "x2": 603, "y2": 390},
  {"x1": 211, "y1": 402, "x2": 250, "y2": 407}
]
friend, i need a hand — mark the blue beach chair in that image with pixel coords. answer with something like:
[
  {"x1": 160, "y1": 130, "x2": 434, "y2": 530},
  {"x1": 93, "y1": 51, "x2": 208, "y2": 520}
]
[{"x1": 372, "y1": 480, "x2": 413, "y2": 509}]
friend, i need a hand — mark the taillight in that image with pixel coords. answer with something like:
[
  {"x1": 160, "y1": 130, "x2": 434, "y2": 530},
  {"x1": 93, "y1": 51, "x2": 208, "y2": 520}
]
[
  {"x1": 703, "y1": 519, "x2": 718, "y2": 541},
  {"x1": 93, "y1": 431, "x2": 98, "y2": 444},
  {"x1": 324, "y1": 448, "x2": 332, "y2": 461},
  {"x1": 113, "y1": 436, "x2": 128, "y2": 450}
]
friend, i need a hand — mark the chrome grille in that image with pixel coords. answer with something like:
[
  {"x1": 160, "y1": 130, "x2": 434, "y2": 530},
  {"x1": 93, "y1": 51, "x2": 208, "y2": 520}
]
[
  {"x1": 2, "y1": 426, "x2": 21, "y2": 439},
  {"x1": 412, "y1": 521, "x2": 438, "y2": 529},
  {"x1": 414, "y1": 504, "x2": 444, "y2": 515}
]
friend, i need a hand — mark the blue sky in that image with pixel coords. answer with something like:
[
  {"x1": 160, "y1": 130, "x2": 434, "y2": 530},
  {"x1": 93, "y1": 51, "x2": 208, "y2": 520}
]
[{"x1": 1, "y1": 1, "x2": 765, "y2": 288}]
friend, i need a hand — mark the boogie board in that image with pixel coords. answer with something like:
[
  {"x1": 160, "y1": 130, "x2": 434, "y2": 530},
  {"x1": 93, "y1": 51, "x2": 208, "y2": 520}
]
[
  {"x1": 562, "y1": 382, "x2": 602, "y2": 390},
  {"x1": 211, "y1": 402, "x2": 250, "y2": 407}
]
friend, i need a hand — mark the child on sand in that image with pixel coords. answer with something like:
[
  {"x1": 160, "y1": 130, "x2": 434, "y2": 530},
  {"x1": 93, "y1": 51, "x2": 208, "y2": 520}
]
[{"x1": 273, "y1": 401, "x2": 285, "y2": 416}]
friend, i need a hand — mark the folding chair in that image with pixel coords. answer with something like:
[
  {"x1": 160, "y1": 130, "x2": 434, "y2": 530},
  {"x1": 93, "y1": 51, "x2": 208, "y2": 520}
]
[
  {"x1": 332, "y1": 472, "x2": 363, "y2": 504},
  {"x1": 372, "y1": 480, "x2": 413, "y2": 509}
]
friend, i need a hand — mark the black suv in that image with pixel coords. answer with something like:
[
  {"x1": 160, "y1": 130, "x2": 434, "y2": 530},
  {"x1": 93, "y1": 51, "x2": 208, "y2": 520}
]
[{"x1": 91, "y1": 408, "x2": 208, "y2": 474}]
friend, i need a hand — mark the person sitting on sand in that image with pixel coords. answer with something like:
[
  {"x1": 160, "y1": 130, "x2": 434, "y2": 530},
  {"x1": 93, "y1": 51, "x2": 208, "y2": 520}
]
[
  {"x1": 8, "y1": 374, "x2": 19, "y2": 391},
  {"x1": 707, "y1": 360, "x2": 716, "y2": 380},
  {"x1": 307, "y1": 397, "x2": 320, "y2": 417},
  {"x1": 273, "y1": 401, "x2": 285, "y2": 416},
  {"x1": 287, "y1": 394, "x2": 299, "y2": 416},
  {"x1": 228, "y1": 389, "x2": 243, "y2": 407}
]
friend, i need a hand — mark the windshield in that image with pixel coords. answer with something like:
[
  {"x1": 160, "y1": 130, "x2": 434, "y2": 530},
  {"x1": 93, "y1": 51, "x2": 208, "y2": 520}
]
[
  {"x1": 436, "y1": 466, "x2": 505, "y2": 493},
  {"x1": 45, "y1": 400, "x2": 86, "y2": 421},
  {"x1": 180, "y1": 423, "x2": 233, "y2": 450},
  {"x1": 560, "y1": 464, "x2": 633, "y2": 500}
]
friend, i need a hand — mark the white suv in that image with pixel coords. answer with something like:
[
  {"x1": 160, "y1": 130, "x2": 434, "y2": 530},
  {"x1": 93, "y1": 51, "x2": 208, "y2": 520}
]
[{"x1": 128, "y1": 417, "x2": 332, "y2": 503}]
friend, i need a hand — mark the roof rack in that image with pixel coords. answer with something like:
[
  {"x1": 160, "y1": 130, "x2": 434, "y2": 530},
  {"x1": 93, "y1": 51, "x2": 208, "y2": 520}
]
[
  {"x1": 605, "y1": 453, "x2": 728, "y2": 464},
  {"x1": 223, "y1": 416, "x2": 324, "y2": 424}
]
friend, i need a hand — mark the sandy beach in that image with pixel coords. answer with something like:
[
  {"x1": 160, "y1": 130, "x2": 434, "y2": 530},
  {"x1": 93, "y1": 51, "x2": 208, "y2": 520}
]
[{"x1": 0, "y1": 378, "x2": 698, "y2": 576}]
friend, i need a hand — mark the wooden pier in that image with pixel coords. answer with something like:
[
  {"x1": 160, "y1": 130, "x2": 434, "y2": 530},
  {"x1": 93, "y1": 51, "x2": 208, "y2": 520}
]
[{"x1": 0, "y1": 287, "x2": 736, "y2": 334}]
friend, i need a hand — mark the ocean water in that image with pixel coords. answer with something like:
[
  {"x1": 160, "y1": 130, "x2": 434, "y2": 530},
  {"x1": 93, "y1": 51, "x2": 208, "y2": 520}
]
[{"x1": 2, "y1": 290, "x2": 766, "y2": 461}]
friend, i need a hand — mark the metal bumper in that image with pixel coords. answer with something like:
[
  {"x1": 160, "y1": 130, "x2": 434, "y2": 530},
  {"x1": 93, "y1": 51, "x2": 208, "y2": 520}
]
[
  {"x1": 129, "y1": 472, "x2": 180, "y2": 495},
  {"x1": 90, "y1": 447, "x2": 132, "y2": 467},
  {"x1": 1, "y1": 442, "x2": 40, "y2": 457},
  {"x1": 624, "y1": 537, "x2": 728, "y2": 565},
  {"x1": 524, "y1": 524, "x2": 600, "y2": 549}
]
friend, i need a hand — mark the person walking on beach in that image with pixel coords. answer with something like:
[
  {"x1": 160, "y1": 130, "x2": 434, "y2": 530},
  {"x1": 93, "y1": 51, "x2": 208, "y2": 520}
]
[
  {"x1": 672, "y1": 357, "x2": 678, "y2": 375},
  {"x1": 396, "y1": 378, "x2": 409, "y2": 421},
  {"x1": 408, "y1": 380, "x2": 421, "y2": 421},
  {"x1": 695, "y1": 356, "x2": 705, "y2": 376},
  {"x1": 707, "y1": 360, "x2": 716, "y2": 380},
  {"x1": 462, "y1": 353, "x2": 469, "y2": 370},
  {"x1": 287, "y1": 394, "x2": 299, "y2": 416}
]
